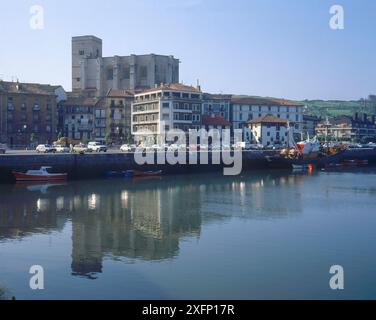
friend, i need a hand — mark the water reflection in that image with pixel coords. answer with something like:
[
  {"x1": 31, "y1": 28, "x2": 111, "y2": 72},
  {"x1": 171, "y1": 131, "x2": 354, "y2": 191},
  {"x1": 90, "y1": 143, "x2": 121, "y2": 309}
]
[{"x1": 0, "y1": 172, "x2": 306, "y2": 279}]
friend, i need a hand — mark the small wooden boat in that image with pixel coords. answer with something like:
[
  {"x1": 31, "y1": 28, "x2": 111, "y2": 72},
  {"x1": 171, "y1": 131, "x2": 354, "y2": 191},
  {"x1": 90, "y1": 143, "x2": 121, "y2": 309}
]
[
  {"x1": 106, "y1": 170, "x2": 127, "y2": 178},
  {"x1": 292, "y1": 164, "x2": 314, "y2": 171},
  {"x1": 343, "y1": 159, "x2": 369, "y2": 166},
  {"x1": 124, "y1": 170, "x2": 162, "y2": 178},
  {"x1": 12, "y1": 167, "x2": 67, "y2": 182}
]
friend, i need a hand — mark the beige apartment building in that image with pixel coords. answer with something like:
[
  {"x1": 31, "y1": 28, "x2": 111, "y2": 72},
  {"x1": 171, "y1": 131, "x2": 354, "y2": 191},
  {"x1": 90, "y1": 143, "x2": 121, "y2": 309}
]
[
  {"x1": 0, "y1": 81, "x2": 66, "y2": 146},
  {"x1": 105, "y1": 89, "x2": 134, "y2": 145}
]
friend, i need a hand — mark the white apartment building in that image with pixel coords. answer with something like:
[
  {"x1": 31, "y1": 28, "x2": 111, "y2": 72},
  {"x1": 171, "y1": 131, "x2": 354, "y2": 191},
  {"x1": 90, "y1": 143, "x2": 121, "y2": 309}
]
[
  {"x1": 248, "y1": 115, "x2": 290, "y2": 146},
  {"x1": 231, "y1": 97, "x2": 304, "y2": 142},
  {"x1": 132, "y1": 83, "x2": 202, "y2": 144}
]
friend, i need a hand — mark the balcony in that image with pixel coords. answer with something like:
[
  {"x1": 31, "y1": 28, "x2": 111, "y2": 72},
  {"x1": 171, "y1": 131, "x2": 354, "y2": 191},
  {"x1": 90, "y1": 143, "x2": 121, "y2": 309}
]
[{"x1": 77, "y1": 125, "x2": 92, "y2": 131}]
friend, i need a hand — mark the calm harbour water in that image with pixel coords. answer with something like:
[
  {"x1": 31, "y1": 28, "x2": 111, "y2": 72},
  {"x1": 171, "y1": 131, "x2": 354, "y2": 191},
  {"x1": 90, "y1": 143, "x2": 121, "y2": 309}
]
[{"x1": 0, "y1": 169, "x2": 376, "y2": 300}]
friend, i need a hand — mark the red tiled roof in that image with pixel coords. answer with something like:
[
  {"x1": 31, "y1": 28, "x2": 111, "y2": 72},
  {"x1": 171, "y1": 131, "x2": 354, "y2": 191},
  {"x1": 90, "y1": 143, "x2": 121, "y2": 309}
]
[
  {"x1": 139, "y1": 83, "x2": 201, "y2": 94},
  {"x1": 62, "y1": 97, "x2": 98, "y2": 106},
  {"x1": 231, "y1": 96, "x2": 304, "y2": 107},
  {"x1": 203, "y1": 93, "x2": 233, "y2": 100},
  {"x1": 248, "y1": 114, "x2": 290, "y2": 124},
  {"x1": 107, "y1": 89, "x2": 134, "y2": 98},
  {"x1": 202, "y1": 115, "x2": 231, "y2": 126},
  {"x1": 95, "y1": 97, "x2": 106, "y2": 107},
  {"x1": 0, "y1": 81, "x2": 60, "y2": 96}
]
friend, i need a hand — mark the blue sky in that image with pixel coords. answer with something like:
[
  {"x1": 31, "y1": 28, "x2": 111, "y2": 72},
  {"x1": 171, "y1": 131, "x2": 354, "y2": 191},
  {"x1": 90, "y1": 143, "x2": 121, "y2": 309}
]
[{"x1": 0, "y1": 0, "x2": 375, "y2": 100}]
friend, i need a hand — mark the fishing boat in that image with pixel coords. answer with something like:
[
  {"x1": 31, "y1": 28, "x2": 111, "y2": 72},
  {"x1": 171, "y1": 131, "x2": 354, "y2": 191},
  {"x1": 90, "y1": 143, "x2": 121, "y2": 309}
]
[
  {"x1": 270, "y1": 125, "x2": 347, "y2": 169},
  {"x1": 12, "y1": 167, "x2": 67, "y2": 182},
  {"x1": 343, "y1": 159, "x2": 369, "y2": 166}
]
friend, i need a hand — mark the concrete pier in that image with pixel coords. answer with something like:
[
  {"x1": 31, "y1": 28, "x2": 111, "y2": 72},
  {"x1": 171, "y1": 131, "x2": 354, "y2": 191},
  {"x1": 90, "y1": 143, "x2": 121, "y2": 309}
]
[{"x1": 0, "y1": 148, "x2": 375, "y2": 183}]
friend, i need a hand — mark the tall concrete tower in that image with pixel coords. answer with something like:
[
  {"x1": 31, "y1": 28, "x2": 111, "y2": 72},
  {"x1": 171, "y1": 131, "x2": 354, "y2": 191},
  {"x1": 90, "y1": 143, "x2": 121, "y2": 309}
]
[{"x1": 72, "y1": 36, "x2": 103, "y2": 93}]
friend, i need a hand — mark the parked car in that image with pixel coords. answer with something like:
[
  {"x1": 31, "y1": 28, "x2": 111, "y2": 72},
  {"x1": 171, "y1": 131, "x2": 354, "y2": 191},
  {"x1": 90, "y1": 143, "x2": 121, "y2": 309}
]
[
  {"x1": 55, "y1": 145, "x2": 70, "y2": 153},
  {"x1": 168, "y1": 144, "x2": 179, "y2": 151},
  {"x1": 87, "y1": 141, "x2": 107, "y2": 152},
  {"x1": 0, "y1": 144, "x2": 7, "y2": 154},
  {"x1": 120, "y1": 144, "x2": 131, "y2": 152},
  {"x1": 129, "y1": 144, "x2": 138, "y2": 152},
  {"x1": 210, "y1": 144, "x2": 222, "y2": 151},
  {"x1": 247, "y1": 144, "x2": 264, "y2": 150},
  {"x1": 232, "y1": 142, "x2": 245, "y2": 150},
  {"x1": 198, "y1": 144, "x2": 209, "y2": 151},
  {"x1": 36, "y1": 144, "x2": 56, "y2": 153},
  {"x1": 73, "y1": 144, "x2": 91, "y2": 154}
]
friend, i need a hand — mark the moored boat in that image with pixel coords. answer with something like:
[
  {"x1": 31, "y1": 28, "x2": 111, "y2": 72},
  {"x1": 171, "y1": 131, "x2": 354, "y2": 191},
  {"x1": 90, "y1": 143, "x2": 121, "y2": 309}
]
[
  {"x1": 12, "y1": 167, "x2": 67, "y2": 182},
  {"x1": 124, "y1": 170, "x2": 163, "y2": 178}
]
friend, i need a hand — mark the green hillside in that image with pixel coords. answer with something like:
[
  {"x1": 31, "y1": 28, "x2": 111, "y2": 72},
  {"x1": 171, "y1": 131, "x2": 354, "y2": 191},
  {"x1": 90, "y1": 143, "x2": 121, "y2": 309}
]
[{"x1": 302, "y1": 100, "x2": 376, "y2": 118}]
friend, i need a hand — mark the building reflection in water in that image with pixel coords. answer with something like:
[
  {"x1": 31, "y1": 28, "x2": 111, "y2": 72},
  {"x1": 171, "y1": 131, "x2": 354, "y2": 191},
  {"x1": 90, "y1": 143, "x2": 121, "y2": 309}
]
[{"x1": 0, "y1": 172, "x2": 305, "y2": 279}]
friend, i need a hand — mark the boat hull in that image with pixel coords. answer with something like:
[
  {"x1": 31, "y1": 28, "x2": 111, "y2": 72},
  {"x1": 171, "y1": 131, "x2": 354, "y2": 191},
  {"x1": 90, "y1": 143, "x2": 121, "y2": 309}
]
[
  {"x1": 267, "y1": 150, "x2": 347, "y2": 169},
  {"x1": 12, "y1": 172, "x2": 68, "y2": 182}
]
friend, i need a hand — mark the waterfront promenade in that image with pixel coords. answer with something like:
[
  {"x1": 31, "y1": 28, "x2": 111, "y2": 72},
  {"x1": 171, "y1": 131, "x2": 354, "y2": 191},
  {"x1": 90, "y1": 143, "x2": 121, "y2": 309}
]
[{"x1": 1, "y1": 148, "x2": 376, "y2": 183}]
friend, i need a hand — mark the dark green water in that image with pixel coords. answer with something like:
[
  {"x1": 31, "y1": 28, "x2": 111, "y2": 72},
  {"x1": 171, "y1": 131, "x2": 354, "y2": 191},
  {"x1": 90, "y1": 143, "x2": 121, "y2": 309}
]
[{"x1": 1, "y1": 170, "x2": 376, "y2": 300}]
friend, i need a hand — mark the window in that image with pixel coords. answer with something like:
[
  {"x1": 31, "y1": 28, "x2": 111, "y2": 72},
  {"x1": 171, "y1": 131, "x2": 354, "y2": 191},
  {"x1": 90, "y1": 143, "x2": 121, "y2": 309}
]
[
  {"x1": 107, "y1": 68, "x2": 113, "y2": 80},
  {"x1": 79, "y1": 50, "x2": 85, "y2": 56},
  {"x1": 140, "y1": 66, "x2": 147, "y2": 79},
  {"x1": 162, "y1": 102, "x2": 169, "y2": 108},
  {"x1": 122, "y1": 66, "x2": 130, "y2": 79}
]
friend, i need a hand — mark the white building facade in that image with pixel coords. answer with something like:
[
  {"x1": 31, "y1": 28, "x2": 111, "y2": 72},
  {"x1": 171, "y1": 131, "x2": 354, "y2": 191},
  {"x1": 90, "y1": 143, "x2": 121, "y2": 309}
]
[
  {"x1": 248, "y1": 115, "x2": 290, "y2": 146},
  {"x1": 132, "y1": 84, "x2": 202, "y2": 144},
  {"x1": 231, "y1": 97, "x2": 304, "y2": 142}
]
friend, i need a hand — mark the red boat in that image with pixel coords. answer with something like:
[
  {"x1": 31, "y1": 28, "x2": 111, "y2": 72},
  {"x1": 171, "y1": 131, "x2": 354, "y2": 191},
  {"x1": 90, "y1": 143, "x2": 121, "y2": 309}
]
[
  {"x1": 125, "y1": 170, "x2": 162, "y2": 178},
  {"x1": 343, "y1": 159, "x2": 369, "y2": 167},
  {"x1": 12, "y1": 167, "x2": 68, "y2": 182}
]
